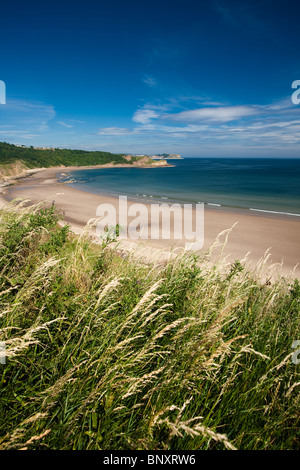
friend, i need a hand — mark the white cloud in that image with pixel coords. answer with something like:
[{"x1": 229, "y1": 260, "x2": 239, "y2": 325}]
[
  {"x1": 0, "y1": 130, "x2": 39, "y2": 138},
  {"x1": 0, "y1": 99, "x2": 56, "y2": 136},
  {"x1": 57, "y1": 121, "x2": 73, "y2": 128},
  {"x1": 97, "y1": 127, "x2": 133, "y2": 136},
  {"x1": 132, "y1": 108, "x2": 160, "y2": 125},
  {"x1": 143, "y1": 76, "x2": 157, "y2": 87},
  {"x1": 166, "y1": 105, "x2": 258, "y2": 123},
  {"x1": 91, "y1": 96, "x2": 295, "y2": 156},
  {"x1": 136, "y1": 123, "x2": 209, "y2": 134},
  {"x1": 2, "y1": 99, "x2": 56, "y2": 121}
]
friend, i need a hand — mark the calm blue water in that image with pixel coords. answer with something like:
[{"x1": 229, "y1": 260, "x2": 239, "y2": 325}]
[{"x1": 59, "y1": 158, "x2": 300, "y2": 217}]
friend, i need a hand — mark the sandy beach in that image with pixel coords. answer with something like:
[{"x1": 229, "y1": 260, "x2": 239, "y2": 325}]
[{"x1": 1, "y1": 165, "x2": 300, "y2": 279}]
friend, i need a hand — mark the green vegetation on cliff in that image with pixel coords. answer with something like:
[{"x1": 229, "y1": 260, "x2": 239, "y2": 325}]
[{"x1": 0, "y1": 141, "x2": 128, "y2": 169}]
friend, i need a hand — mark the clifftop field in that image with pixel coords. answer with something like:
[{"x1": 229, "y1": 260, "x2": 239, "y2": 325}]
[{"x1": 0, "y1": 200, "x2": 299, "y2": 450}]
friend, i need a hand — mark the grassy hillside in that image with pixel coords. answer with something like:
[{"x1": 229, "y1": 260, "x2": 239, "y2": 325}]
[
  {"x1": 0, "y1": 200, "x2": 299, "y2": 450},
  {"x1": 0, "y1": 160, "x2": 30, "y2": 179},
  {"x1": 0, "y1": 141, "x2": 128, "y2": 169}
]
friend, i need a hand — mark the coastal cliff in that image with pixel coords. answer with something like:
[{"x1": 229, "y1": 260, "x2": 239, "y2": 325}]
[
  {"x1": 0, "y1": 160, "x2": 30, "y2": 179},
  {"x1": 148, "y1": 153, "x2": 183, "y2": 160},
  {"x1": 122, "y1": 155, "x2": 170, "y2": 166},
  {"x1": 0, "y1": 155, "x2": 171, "y2": 193},
  {"x1": 0, "y1": 143, "x2": 172, "y2": 190}
]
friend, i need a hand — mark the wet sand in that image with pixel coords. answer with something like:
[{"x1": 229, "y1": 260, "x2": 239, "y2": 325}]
[{"x1": 1, "y1": 165, "x2": 299, "y2": 278}]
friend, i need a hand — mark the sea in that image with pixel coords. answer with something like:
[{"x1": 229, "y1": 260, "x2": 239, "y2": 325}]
[{"x1": 58, "y1": 158, "x2": 300, "y2": 218}]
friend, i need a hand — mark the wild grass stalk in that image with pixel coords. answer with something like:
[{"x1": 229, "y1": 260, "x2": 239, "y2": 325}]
[{"x1": 0, "y1": 201, "x2": 299, "y2": 450}]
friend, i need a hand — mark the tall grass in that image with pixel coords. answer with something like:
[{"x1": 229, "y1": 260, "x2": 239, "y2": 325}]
[{"x1": 0, "y1": 201, "x2": 299, "y2": 450}]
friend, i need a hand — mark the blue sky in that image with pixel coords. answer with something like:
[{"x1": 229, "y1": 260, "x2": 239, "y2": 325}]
[{"x1": 0, "y1": 0, "x2": 299, "y2": 157}]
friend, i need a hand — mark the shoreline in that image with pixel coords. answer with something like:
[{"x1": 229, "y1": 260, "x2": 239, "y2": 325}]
[
  {"x1": 58, "y1": 165, "x2": 300, "y2": 222},
  {"x1": 1, "y1": 165, "x2": 300, "y2": 279}
]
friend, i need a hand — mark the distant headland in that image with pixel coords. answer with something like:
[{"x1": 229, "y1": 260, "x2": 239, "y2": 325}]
[{"x1": 133, "y1": 153, "x2": 183, "y2": 160}]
